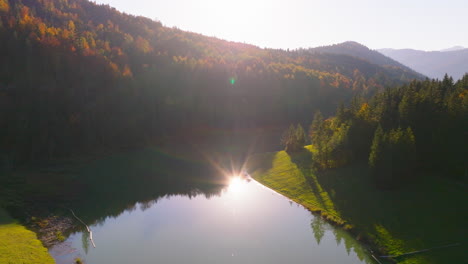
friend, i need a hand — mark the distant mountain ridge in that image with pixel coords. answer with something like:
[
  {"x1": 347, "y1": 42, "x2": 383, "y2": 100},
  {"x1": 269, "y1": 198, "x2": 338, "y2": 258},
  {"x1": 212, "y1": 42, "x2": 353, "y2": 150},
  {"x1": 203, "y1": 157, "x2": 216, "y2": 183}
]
[
  {"x1": 440, "y1": 46, "x2": 465, "y2": 52},
  {"x1": 308, "y1": 41, "x2": 425, "y2": 78},
  {"x1": 378, "y1": 48, "x2": 468, "y2": 80}
]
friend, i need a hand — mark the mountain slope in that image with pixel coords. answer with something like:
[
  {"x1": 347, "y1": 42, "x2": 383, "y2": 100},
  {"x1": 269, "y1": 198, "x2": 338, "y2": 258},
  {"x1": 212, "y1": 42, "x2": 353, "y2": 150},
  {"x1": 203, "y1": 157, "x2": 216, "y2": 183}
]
[
  {"x1": 309, "y1": 41, "x2": 424, "y2": 78},
  {"x1": 378, "y1": 48, "x2": 468, "y2": 80},
  {"x1": 0, "y1": 0, "x2": 423, "y2": 163}
]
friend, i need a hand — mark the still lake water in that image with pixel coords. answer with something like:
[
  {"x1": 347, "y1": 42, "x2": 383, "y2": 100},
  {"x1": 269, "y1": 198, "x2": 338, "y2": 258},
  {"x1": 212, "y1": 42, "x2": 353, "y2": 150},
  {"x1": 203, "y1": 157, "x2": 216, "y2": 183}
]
[{"x1": 50, "y1": 175, "x2": 375, "y2": 264}]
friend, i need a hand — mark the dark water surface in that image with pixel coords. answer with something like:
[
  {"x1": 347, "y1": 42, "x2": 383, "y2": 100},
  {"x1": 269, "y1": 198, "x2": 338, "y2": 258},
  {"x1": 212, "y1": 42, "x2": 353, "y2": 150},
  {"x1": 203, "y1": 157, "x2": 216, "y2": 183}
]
[{"x1": 49, "y1": 169, "x2": 375, "y2": 264}]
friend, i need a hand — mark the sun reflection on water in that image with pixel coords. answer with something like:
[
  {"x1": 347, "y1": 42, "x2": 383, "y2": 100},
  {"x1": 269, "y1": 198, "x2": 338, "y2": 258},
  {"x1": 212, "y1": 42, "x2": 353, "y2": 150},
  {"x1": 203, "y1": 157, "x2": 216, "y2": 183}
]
[{"x1": 228, "y1": 176, "x2": 246, "y2": 195}]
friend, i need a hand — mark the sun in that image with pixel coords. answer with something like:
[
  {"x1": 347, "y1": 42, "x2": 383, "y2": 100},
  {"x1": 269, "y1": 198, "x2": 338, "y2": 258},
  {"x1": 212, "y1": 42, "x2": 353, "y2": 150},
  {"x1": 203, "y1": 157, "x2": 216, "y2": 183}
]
[{"x1": 227, "y1": 176, "x2": 246, "y2": 195}]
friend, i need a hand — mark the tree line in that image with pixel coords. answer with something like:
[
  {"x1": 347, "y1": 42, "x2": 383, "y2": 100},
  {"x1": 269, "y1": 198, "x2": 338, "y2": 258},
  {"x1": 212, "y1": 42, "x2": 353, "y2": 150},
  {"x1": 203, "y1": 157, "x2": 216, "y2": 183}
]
[{"x1": 284, "y1": 75, "x2": 467, "y2": 187}]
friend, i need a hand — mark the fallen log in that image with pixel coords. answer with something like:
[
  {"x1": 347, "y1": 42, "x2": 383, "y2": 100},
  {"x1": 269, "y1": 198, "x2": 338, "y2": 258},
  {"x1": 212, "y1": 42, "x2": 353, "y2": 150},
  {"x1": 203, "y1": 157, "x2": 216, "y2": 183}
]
[{"x1": 68, "y1": 208, "x2": 96, "y2": 248}]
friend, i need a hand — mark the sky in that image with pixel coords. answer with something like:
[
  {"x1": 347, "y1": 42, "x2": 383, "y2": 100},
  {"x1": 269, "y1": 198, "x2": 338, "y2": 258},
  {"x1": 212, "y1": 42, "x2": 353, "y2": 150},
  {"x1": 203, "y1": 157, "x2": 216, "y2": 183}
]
[{"x1": 93, "y1": 0, "x2": 467, "y2": 51}]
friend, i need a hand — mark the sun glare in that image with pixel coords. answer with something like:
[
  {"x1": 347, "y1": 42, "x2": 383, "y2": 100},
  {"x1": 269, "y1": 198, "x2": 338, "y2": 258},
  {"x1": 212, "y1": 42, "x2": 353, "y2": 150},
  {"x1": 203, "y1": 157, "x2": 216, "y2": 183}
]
[{"x1": 227, "y1": 176, "x2": 246, "y2": 195}]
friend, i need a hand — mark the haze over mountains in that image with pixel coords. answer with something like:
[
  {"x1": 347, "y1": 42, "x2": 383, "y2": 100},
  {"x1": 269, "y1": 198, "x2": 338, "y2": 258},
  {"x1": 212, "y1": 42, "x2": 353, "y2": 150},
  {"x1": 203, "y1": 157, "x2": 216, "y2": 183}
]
[
  {"x1": 440, "y1": 46, "x2": 465, "y2": 52},
  {"x1": 378, "y1": 47, "x2": 468, "y2": 80}
]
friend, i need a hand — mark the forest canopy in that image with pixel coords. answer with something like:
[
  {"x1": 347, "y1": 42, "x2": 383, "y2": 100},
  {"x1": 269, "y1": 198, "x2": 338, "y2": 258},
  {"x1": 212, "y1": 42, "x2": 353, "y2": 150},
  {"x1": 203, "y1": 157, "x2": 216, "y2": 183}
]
[
  {"x1": 309, "y1": 75, "x2": 468, "y2": 187},
  {"x1": 0, "y1": 0, "x2": 423, "y2": 166}
]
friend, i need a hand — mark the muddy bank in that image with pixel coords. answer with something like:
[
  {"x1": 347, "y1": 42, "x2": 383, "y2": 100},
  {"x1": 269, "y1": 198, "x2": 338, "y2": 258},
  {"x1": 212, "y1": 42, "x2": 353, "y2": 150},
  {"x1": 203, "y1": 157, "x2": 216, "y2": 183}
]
[{"x1": 27, "y1": 214, "x2": 76, "y2": 248}]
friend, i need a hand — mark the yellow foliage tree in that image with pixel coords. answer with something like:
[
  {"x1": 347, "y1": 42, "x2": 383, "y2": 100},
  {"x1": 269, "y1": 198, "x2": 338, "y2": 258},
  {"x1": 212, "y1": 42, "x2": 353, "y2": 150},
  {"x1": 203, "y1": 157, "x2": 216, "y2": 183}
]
[{"x1": 0, "y1": 0, "x2": 9, "y2": 12}]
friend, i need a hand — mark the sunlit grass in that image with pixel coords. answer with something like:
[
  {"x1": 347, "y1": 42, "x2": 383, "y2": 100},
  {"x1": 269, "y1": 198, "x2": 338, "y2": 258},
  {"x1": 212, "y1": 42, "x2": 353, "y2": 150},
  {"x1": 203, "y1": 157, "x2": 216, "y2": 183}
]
[{"x1": 0, "y1": 209, "x2": 54, "y2": 264}]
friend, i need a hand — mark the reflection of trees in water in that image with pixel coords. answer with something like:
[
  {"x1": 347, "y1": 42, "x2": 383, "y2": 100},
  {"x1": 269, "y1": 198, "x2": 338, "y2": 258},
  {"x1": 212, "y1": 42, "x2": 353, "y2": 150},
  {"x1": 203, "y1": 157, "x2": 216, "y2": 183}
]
[
  {"x1": 82, "y1": 231, "x2": 89, "y2": 254},
  {"x1": 139, "y1": 199, "x2": 158, "y2": 211},
  {"x1": 80, "y1": 186, "x2": 224, "y2": 229},
  {"x1": 344, "y1": 234, "x2": 353, "y2": 255},
  {"x1": 353, "y1": 241, "x2": 367, "y2": 262},
  {"x1": 47, "y1": 147, "x2": 227, "y2": 230},
  {"x1": 311, "y1": 215, "x2": 371, "y2": 262},
  {"x1": 311, "y1": 216, "x2": 326, "y2": 245},
  {"x1": 67, "y1": 169, "x2": 226, "y2": 231},
  {"x1": 333, "y1": 226, "x2": 343, "y2": 246},
  {"x1": 137, "y1": 188, "x2": 223, "y2": 213}
]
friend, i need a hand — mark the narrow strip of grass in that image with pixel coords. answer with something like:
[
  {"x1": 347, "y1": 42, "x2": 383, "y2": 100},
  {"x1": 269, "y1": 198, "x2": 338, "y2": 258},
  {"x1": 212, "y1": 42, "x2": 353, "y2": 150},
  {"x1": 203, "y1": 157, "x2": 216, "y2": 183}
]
[
  {"x1": 248, "y1": 146, "x2": 467, "y2": 264},
  {"x1": 0, "y1": 208, "x2": 55, "y2": 264}
]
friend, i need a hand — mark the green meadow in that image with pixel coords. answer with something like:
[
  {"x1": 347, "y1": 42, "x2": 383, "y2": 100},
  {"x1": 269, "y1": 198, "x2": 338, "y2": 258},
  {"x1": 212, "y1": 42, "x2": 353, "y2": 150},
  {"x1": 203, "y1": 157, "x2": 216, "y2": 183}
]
[
  {"x1": 0, "y1": 208, "x2": 54, "y2": 264},
  {"x1": 248, "y1": 146, "x2": 467, "y2": 264}
]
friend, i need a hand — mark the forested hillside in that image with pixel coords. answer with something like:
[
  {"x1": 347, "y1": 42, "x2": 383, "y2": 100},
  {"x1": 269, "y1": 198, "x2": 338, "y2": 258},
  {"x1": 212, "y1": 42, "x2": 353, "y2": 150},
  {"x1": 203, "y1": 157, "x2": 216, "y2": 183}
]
[
  {"x1": 309, "y1": 41, "x2": 423, "y2": 77},
  {"x1": 0, "y1": 0, "x2": 421, "y2": 166},
  {"x1": 308, "y1": 75, "x2": 467, "y2": 187}
]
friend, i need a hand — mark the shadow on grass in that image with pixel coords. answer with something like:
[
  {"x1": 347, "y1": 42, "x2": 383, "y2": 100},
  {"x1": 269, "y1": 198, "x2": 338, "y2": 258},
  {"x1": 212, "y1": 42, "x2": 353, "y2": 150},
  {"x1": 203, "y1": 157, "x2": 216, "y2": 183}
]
[
  {"x1": 247, "y1": 151, "x2": 276, "y2": 174},
  {"x1": 311, "y1": 164, "x2": 467, "y2": 264},
  {"x1": 288, "y1": 149, "x2": 312, "y2": 171},
  {"x1": 288, "y1": 149, "x2": 326, "y2": 205}
]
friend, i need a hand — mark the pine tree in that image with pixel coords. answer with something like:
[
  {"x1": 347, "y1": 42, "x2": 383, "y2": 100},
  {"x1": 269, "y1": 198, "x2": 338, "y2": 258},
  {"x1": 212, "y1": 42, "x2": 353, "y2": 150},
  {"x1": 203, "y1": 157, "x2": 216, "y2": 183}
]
[
  {"x1": 281, "y1": 124, "x2": 296, "y2": 152},
  {"x1": 281, "y1": 124, "x2": 307, "y2": 152},
  {"x1": 310, "y1": 111, "x2": 324, "y2": 144},
  {"x1": 369, "y1": 125, "x2": 384, "y2": 170},
  {"x1": 336, "y1": 102, "x2": 346, "y2": 122},
  {"x1": 295, "y1": 124, "x2": 306, "y2": 149},
  {"x1": 310, "y1": 111, "x2": 332, "y2": 168}
]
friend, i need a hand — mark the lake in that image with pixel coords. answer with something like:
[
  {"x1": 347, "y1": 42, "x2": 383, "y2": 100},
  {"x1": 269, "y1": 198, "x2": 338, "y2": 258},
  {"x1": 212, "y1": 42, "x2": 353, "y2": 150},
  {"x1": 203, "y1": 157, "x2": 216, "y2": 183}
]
[{"x1": 49, "y1": 166, "x2": 376, "y2": 264}]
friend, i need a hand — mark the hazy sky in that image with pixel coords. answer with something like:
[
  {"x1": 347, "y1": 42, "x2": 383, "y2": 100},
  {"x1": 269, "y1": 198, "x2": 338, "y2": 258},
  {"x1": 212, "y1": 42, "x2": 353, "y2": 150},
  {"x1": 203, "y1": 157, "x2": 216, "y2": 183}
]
[{"x1": 93, "y1": 0, "x2": 467, "y2": 51}]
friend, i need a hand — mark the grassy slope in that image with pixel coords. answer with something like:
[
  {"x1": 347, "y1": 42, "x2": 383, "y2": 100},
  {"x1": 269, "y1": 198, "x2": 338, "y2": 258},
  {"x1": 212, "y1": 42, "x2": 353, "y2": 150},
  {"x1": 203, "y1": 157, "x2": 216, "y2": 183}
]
[
  {"x1": 248, "y1": 146, "x2": 467, "y2": 264},
  {"x1": 0, "y1": 208, "x2": 55, "y2": 264}
]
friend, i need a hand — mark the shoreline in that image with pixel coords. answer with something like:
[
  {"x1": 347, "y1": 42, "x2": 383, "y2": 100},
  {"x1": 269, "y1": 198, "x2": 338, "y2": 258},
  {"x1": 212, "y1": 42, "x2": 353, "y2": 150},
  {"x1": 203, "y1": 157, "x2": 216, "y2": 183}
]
[
  {"x1": 248, "y1": 175, "x2": 390, "y2": 264},
  {"x1": 246, "y1": 147, "x2": 466, "y2": 264}
]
